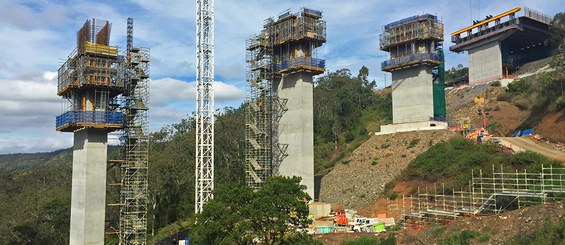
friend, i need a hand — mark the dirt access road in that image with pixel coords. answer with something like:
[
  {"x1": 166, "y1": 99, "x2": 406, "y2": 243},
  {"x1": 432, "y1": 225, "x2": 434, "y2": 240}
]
[{"x1": 496, "y1": 137, "x2": 565, "y2": 161}]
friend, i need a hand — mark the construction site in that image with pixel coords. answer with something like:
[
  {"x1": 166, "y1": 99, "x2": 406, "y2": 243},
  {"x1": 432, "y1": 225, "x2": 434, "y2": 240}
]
[{"x1": 43, "y1": 2, "x2": 565, "y2": 244}]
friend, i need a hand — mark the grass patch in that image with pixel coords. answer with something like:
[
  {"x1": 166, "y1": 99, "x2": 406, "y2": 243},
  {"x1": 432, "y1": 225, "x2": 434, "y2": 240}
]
[
  {"x1": 381, "y1": 143, "x2": 391, "y2": 149},
  {"x1": 479, "y1": 235, "x2": 490, "y2": 242},
  {"x1": 395, "y1": 136, "x2": 562, "y2": 192},
  {"x1": 371, "y1": 158, "x2": 379, "y2": 165},
  {"x1": 439, "y1": 230, "x2": 479, "y2": 245},
  {"x1": 432, "y1": 225, "x2": 446, "y2": 237},
  {"x1": 341, "y1": 159, "x2": 351, "y2": 165},
  {"x1": 341, "y1": 234, "x2": 396, "y2": 245}
]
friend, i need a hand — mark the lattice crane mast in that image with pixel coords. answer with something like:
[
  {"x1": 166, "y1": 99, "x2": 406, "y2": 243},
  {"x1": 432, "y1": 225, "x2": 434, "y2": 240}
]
[{"x1": 195, "y1": 0, "x2": 215, "y2": 214}]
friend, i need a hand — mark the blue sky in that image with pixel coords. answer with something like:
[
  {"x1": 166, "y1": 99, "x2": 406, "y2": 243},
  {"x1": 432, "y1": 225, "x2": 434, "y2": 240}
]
[{"x1": 0, "y1": 0, "x2": 562, "y2": 153}]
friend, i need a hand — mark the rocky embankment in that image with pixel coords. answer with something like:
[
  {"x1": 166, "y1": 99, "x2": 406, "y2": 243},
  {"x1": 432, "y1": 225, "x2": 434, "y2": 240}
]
[{"x1": 320, "y1": 130, "x2": 457, "y2": 210}]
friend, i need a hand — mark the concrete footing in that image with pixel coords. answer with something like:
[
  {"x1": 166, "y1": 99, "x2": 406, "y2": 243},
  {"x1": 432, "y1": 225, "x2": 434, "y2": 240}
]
[
  {"x1": 69, "y1": 128, "x2": 108, "y2": 244},
  {"x1": 377, "y1": 121, "x2": 448, "y2": 135}
]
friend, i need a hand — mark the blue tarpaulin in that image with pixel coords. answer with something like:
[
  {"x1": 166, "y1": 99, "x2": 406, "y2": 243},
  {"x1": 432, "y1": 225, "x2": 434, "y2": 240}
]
[{"x1": 514, "y1": 128, "x2": 534, "y2": 137}]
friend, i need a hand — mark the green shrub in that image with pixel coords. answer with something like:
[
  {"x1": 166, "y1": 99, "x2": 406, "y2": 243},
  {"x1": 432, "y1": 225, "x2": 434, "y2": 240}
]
[
  {"x1": 496, "y1": 92, "x2": 513, "y2": 102},
  {"x1": 479, "y1": 234, "x2": 490, "y2": 242},
  {"x1": 555, "y1": 96, "x2": 565, "y2": 110},
  {"x1": 407, "y1": 138, "x2": 420, "y2": 149},
  {"x1": 440, "y1": 230, "x2": 479, "y2": 245},
  {"x1": 510, "y1": 217, "x2": 565, "y2": 244},
  {"x1": 508, "y1": 79, "x2": 531, "y2": 94},
  {"x1": 341, "y1": 159, "x2": 351, "y2": 165},
  {"x1": 381, "y1": 143, "x2": 391, "y2": 149},
  {"x1": 491, "y1": 80, "x2": 501, "y2": 87},
  {"x1": 486, "y1": 122, "x2": 501, "y2": 132},
  {"x1": 341, "y1": 234, "x2": 396, "y2": 245},
  {"x1": 513, "y1": 98, "x2": 530, "y2": 110},
  {"x1": 358, "y1": 127, "x2": 368, "y2": 136},
  {"x1": 432, "y1": 225, "x2": 446, "y2": 237},
  {"x1": 371, "y1": 158, "x2": 379, "y2": 165},
  {"x1": 387, "y1": 192, "x2": 398, "y2": 200},
  {"x1": 345, "y1": 131, "x2": 355, "y2": 142}
]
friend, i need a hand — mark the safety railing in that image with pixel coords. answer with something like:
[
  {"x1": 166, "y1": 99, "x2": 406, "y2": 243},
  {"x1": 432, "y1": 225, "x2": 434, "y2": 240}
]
[
  {"x1": 56, "y1": 111, "x2": 124, "y2": 128},
  {"x1": 380, "y1": 27, "x2": 443, "y2": 49},
  {"x1": 523, "y1": 7, "x2": 552, "y2": 25},
  {"x1": 451, "y1": 23, "x2": 522, "y2": 44},
  {"x1": 381, "y1": 53, "x2": 441, "y2": 70},
  {"x1": 303, "y1": 8, "x2": 322, "y2": 17},
  {"x1": 276, "y1": 57, "x2": 325, "y2": 72},
  {"x1": 384, "y1": 14, "x2": 438, "y2": 30},
  {"x1": 57, "y1": 55, "x2": 123, "y2": 95}
]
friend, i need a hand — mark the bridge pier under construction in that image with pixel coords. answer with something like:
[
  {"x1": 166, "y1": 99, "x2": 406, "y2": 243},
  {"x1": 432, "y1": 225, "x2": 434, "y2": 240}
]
[
  {"x1": 450, "y1": 7, "x2": 552, "y2": 84},
  {"x1": 245, "y1": 8, "x2": 326, "y2": 198}
]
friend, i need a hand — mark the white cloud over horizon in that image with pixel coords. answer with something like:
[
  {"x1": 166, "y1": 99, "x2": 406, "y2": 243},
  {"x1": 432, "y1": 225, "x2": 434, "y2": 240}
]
[{"x1": 0, "y1": 0, "x2": 562, "y2": 153}]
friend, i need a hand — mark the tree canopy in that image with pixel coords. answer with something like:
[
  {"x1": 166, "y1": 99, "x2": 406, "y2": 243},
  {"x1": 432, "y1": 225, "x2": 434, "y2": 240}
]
[{"x1": 190, "y1": 176, "x2": 316, "y2": 245}]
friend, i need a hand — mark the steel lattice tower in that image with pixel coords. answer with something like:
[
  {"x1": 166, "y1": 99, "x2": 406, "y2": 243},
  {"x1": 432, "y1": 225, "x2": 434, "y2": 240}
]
[
  {"x1": 119, "y1": 18, "x2": 150, "y2": 244},
  {"x1": 195, "y1": 0, "x2": 215, "y2": 214}
]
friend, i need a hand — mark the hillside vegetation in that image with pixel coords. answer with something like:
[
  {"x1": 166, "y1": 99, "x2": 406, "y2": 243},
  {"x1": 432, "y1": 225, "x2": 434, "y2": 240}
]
[
  {"x1": 389, "y1": 137, "x2": 561, "y2": 194},
  {"x1": 313, "y1": 67, "x2": 392, "y2": 173}
]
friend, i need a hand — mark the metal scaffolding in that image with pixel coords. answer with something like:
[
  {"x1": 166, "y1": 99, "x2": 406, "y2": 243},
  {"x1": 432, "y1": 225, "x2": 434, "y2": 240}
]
[
  {"x1": 380, "y1": 14, "x2": 443, "y2": 72},
  {"x1": 56, "y1": 18, "x2": 124, "y2": 133},
  {"x1": 245, "y1": 8, "x2": 325, "y2": 190},
  {"x1": 390, "y1": 165, "x2": 565, "y2": 228},
  {"x1": 245, "y1": 20, "x2": 275, "y2": 189},
  {"x1": 117, "y1": 17, "x2": 151, "y2": 245}
]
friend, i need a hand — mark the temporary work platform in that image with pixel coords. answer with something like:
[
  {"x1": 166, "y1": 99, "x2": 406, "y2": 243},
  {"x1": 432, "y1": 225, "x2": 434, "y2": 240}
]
[{"x1": 57, "y1": 19, "x2": 124, "y2": 132}]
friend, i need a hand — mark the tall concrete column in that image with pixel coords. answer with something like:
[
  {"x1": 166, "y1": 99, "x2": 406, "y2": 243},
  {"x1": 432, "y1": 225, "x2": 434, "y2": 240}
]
[
  {"x1": 391, "y1": 66, "x2": 434, "y2": 124},
  {"x1": 69, "y1": 128, "x2": 108, "y2": 244},
  {"x1": 468, "y1": 41, "x2": 502, "y2": 83},
  {"x1": 274, "y1": 72, "x2": 315, "y2": 198}
]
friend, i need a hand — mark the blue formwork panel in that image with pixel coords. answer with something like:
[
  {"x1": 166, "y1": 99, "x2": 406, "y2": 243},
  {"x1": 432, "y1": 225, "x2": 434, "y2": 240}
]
[
  {"x1": 277, "y1": 57, "x2": 325, "y2": 71},
  {"x1": 56, "y1": 111, "x2": 124, "y2": 128}
]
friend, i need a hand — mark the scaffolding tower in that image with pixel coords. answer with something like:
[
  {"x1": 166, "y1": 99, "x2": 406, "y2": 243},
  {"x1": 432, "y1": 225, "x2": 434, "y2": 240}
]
[
  {"x1": 118, "y1": 18, "x2": 151, "y2": 244},
  {"x1": 245, "y1": 8, "x2": 326, "y2": 190},
  {"x1": 245, "y1": 19, "x2": 276, "y2": 189}
]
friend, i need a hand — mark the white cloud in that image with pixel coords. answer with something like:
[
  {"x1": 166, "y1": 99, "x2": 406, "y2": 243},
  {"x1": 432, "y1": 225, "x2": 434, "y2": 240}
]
[{"x1": 151, "y1": 77, "x2": 244, "y2": 106}]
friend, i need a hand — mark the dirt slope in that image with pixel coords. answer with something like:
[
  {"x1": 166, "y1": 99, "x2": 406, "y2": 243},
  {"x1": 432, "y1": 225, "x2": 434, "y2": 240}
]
[
  {"x1": 446, "y1": 84, "x2": 529, "y2": 136},
  {"x1": 320, "y1": 130, "x2": 456, "y2": 210},
  {"x1": 536, "y1": 111, "x2": 565, "y2": 142},
  {"x1": 497, "y1": 137, "x2": 565, "y2": 161}
]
